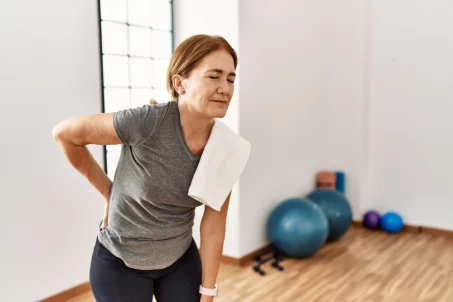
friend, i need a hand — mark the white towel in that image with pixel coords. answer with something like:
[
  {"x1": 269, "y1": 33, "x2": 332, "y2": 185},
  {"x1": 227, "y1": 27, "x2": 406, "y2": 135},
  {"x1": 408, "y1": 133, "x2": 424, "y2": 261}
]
[{"x1": 188, "y1": 119, "x2": 251, "y2": 211}]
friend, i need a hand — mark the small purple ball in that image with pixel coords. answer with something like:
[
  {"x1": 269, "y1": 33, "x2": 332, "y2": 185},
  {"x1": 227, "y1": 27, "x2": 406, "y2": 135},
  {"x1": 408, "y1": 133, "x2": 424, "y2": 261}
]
[{"x1": 363, "y1": 210, "x2": 381, "y2": 229}]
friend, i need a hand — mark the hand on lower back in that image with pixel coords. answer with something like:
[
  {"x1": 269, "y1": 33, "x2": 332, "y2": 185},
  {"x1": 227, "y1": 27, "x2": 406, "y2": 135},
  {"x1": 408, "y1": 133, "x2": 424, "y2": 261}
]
[{"x1": 101, "y1": 200, "x2": 110, "y2": 230}]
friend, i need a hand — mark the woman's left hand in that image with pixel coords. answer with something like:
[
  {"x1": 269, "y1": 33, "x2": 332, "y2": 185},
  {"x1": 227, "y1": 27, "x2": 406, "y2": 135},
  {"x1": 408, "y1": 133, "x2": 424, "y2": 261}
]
[{"x1": 200, "y1": 295, "x2": 214, "y2": 302}]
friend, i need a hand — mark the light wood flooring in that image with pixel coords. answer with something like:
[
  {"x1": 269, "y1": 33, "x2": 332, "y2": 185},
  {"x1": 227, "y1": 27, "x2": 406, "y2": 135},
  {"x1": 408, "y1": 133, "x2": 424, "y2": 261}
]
[{"x1": 68, "y1": 226, "x2": 453, "y2": 301}]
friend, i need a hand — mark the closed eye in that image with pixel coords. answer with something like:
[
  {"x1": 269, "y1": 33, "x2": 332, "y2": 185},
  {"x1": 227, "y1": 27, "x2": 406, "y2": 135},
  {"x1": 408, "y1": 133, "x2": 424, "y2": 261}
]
[{"x1": 208, "y1": 76, "x2": 235, "y2": 83}]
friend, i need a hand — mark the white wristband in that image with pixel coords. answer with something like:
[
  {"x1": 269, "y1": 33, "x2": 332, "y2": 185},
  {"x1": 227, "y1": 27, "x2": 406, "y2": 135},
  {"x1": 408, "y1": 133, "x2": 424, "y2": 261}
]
[{"x1": 199, "y1": 284, "x2": 218, "y2": 297}]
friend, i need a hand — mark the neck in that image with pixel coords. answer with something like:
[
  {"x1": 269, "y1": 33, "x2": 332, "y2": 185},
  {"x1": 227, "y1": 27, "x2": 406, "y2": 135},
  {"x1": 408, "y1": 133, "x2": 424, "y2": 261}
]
[{"x1": 177, "y1": 99, "x2": 214, "y2": 139}]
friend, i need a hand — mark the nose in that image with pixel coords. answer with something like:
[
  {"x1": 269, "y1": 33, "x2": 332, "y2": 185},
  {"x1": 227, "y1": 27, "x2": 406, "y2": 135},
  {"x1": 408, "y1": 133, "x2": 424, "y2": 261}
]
[{"x1": 218, "y1": 79, "x2": 229, "y2": 95}]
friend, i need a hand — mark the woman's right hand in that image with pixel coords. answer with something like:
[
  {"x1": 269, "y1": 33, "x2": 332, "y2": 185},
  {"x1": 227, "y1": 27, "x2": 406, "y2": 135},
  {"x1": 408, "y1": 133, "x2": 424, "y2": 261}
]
[
  {"x1": 101, "y1": 200, "x2": 110, "y2": 230},
  {"x1": 52, "y1": 111, "x2": 119, "y2": 232}
]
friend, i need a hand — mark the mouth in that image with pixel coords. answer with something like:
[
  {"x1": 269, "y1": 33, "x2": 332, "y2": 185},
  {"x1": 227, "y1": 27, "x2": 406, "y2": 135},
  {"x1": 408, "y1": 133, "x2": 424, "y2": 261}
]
[{"x1": 211, "y1": 100, "x2": 227, "y2": 104}]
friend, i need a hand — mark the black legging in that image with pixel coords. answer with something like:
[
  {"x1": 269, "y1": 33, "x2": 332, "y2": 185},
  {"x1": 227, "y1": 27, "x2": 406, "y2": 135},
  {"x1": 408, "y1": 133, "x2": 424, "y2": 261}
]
[{"x1": 89, "y1": 237, "x2": 202, "y2": 302}]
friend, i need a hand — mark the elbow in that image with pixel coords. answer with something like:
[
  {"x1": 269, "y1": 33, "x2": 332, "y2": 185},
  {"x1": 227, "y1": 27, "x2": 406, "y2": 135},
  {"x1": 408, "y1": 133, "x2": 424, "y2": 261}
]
[
  {"x1": 52, "y1": 120, "x2": 71, "y2": 143},
  {"x1": 201, "y1": 227, "x2": 225, "y2": 239},
  {"x1": 52, "y1": 124, "x2": 60, "y2": 141},
  {"x1": 52, "y1": 122, "x2": 64, "y2": 141},
  {"x1": 200, "y1": 219, "x2": 227, "y2": 237}
]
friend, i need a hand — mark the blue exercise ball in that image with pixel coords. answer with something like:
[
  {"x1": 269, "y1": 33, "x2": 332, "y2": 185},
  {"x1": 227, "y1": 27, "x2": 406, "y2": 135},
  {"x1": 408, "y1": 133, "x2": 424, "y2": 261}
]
[
  {"x1": 267, "y1": 197, "x2": 328, "y2": 258},
  {"x1": 381, "y1": 212, "x2": 403, "y2": 233},
  {"x1": 306, "y1": 189, "x2": 353, "y2": 242}
]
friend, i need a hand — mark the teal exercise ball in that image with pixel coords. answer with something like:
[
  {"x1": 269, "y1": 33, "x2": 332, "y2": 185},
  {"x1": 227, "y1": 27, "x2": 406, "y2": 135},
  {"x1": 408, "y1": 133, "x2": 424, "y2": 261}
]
[
  {"x1": 306, "y1": 189, "x2": 353, "y2": 242},
  {"x1": 267, "y1": 197, "x2": 328, "y2": 258}
]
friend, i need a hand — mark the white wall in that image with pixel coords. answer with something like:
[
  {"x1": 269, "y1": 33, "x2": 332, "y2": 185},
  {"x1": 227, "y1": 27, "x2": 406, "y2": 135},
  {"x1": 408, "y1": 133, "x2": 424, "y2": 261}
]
[
  {"x1": 324, "y1": 0, "x2": 368, "y2": 220},
  {"x1": 0, "y1": 1, "x2": 104, "y2": 301},
  {"x1": 172, "y1": 0, "x2": 241, "y2": 257},
  {"x1": 363, "y1": 0, "x2": 453, "y2": 229},
  {"x1": 238, "y1": 0, "x2": 330, "y2": 256},
  {"x1": 323, "y1": 0, "x2": 453, "y2": 231}
]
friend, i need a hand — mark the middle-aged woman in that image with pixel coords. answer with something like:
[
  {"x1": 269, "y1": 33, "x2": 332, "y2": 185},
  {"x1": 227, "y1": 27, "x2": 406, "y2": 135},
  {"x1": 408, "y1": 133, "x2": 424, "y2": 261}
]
[{"x1": 52, "y1": 34, "x2": 238, "y2": 301}]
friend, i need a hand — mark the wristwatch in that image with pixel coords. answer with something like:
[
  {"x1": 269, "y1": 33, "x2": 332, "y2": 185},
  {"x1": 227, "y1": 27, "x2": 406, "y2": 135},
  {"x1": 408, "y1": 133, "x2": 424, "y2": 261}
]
[{"x1": 199, "y1": 284, "x2": 218, "y2": 297}]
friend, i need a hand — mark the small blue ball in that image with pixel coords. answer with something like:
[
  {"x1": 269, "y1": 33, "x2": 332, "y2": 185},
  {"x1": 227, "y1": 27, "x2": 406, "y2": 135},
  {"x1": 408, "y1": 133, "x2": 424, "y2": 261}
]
[{"x1": 381, "y1": 212, "x2": 403, "y2": 233}]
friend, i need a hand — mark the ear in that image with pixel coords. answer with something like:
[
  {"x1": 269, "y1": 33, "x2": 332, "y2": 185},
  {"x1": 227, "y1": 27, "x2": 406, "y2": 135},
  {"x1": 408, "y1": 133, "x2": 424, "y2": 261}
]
[{"x1": 172, "y1": 74, "x2": 186, "y2": 95}]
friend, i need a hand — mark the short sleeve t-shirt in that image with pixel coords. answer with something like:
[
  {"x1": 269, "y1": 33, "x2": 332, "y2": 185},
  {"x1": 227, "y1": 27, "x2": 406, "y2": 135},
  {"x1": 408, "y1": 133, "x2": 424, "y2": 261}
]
[{"x1": 97, "y1": 100, "x2": 203, "y2": 270}]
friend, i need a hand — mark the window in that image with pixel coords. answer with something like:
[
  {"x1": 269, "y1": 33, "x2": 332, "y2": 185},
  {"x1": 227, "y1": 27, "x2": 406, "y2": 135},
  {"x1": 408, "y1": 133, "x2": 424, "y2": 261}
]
[{"x1": 97, "y1": 0, "x2": 173, "y2": 178}]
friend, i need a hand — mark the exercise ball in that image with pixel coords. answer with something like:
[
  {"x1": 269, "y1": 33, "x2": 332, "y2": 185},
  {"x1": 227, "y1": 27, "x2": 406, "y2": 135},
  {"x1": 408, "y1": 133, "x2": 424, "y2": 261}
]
[
  {"x1": 267, "y1": 197, "x2": 328, "y2": 258},
  {"x1": 306, "y1": 189, "x2": 353, "y2": 241},
  {"x1": 363, "y1": 210, "x2": 381, "y2": 230},
  {"x1": 381, "y1": 212, "x2": 403, "y2": 233}
]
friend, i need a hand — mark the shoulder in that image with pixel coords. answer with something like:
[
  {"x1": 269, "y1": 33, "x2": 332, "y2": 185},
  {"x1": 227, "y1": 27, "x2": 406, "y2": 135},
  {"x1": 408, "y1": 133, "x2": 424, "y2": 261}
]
[
  {"x1": 112, "y1": 101, "x2": 176, "y2": 146},
  {"x1": 151, "y1": 100, "x2": 175, "y2": 112},
  {"x1": 119, "y1": 100, "x2": 175, "y2": 121},
  {"x1": 149, "y1": 100, "x2": 177, "y2": 121}
]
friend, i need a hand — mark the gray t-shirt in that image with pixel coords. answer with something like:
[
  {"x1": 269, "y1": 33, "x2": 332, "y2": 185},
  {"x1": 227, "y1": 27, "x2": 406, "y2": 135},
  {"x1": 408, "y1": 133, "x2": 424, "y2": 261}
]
[{"x1": 98, "y1": 100, "x2": 203, "y2": 270}]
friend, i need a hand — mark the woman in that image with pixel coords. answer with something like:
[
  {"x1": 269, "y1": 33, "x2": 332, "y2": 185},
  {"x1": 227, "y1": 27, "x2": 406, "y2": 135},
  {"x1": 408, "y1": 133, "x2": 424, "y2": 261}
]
[{"x1": 52, "y1": 34, "x2": 238, "y2": 302}]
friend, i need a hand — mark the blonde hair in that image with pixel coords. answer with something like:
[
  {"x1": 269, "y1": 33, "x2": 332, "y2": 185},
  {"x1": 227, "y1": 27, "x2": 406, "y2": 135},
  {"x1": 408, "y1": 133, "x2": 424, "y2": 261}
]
[{"x1": 166, "y1": 34, "x2": 238, "y2": 100}]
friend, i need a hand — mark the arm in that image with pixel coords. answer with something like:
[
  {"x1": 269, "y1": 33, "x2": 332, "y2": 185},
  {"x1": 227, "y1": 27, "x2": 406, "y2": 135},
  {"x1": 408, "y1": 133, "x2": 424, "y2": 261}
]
[
  {"x1": 199, "y1": 193, "x2": 231, "y2": 301},
  {"x1": 52, "y1": 112, "x2": 122, "y2": 228}
]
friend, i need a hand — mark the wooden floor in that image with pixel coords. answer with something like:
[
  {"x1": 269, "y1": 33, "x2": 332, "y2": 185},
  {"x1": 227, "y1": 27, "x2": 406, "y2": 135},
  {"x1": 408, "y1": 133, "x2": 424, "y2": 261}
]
[{"x1": 69, "y1": 226, "x2": 453, "y2": 301}]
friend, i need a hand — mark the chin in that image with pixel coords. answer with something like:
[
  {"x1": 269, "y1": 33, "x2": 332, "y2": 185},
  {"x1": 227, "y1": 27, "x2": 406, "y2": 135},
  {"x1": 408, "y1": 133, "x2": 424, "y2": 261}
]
[
  {"x1": 207, "y1": 103, "x2": 229, "y2": 118},
  {"x1": 207, "y1": 109, "x2": 227, "y2": 119}
]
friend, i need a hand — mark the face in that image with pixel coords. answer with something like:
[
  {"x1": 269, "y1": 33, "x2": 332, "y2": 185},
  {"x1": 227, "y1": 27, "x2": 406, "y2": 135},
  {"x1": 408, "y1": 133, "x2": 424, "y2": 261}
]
[{"x1": 175, "y1": 49, "x2": 236, "y2": 119}]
